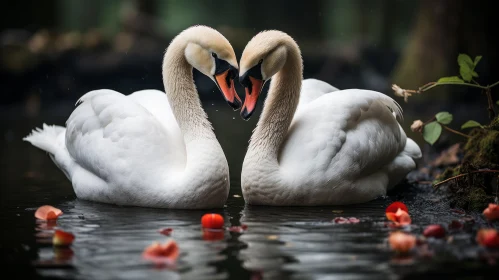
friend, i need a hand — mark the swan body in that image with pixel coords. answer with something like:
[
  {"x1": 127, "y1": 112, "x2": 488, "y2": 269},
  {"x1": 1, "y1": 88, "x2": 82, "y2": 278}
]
[
  {"x1": 238, "y1": 31, "x2": 421, "y2": 206},
  {"x1": 24, "y1": 26, "x2": 241, "y2": 209}
]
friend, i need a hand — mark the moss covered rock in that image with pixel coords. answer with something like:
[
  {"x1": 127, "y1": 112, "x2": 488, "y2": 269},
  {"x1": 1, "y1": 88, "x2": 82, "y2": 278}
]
[{"x1": 439, "y1": 116, "x2": 499, "y2": 210}]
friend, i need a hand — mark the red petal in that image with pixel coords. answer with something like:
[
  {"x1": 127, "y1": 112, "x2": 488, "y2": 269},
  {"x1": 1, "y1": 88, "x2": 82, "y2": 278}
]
[
  {"x1": 476, "y1": 229, "x2": 499, "y2": 248},
  {"x1": 143, "y1": 240, "x2": 179, "y2": 263},
  {"x1": 386, "y1": 212, "x2": 397, "y2": 222},
  {"x1": 483, "y1": 204, "x2": 499, "y2": 221},
  {"x1": 389, "y1": 231, "x2": 416, "y2": 254},
  {"x1": 348, "y1": 218, "x2": 360, "y2": 224},
  {"x1": 386, "y1": 202, "x2": 408, "y2": 214},
  {"x1": 333, "y1": 217, "x2": 349, "y2": 224},
  {"x1": 35, "y1": 205, "x2": 63, "y2": 220},
  {"x1": 423, "y1": 225, "x2": 446, "y2": 238},
  {"x1": 158, "y1": 228, "x2": 173, "y2": 236},
  {"x1": 395, "y1": 209, "x2": 412, "y2": 226},
  {"x1": 201, "y1": 214, "x2": 224, "y2": 229},
  {"x1": 53, "y1": 230, "x2": 75, "y2": 246}
]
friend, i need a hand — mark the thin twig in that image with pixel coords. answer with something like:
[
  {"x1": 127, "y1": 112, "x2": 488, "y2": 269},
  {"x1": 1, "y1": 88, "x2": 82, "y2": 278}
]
[
  {"x1": 419, "y1": 82, "x2": 437, "y2": 92},
  {"x1": 423, "y1": 82, "x2": 487, "y2": 91},
  {"x1": 442, "y1": 125, "x2": 470, "y2": 138},
  {"x1": 412, "y1": 180, "x2": 433, "y2": 185},
  {"x1": 485, "y1": 88, "x2": 496, "y2": 119},
  {"x1": 488, "y1": 80, "x2": 499, "y2": 88},
  {"x1": 423, "y1": 116, "x2": 436, "y2": 126},
  {"x1": 433, "y1": 169, "x2": 499, "y2": 189},
  {"x1": 401, "y1": 79, "x2": 499, "y2": 96}
]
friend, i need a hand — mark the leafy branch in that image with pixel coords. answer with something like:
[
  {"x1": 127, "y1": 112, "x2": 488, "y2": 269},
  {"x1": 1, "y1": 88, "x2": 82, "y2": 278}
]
[
  {"x1": 392, "y1": 54, "x2": 499, "y2": 120},
  {"x1": 411, "y1": 112, "x2": 472, "y2": 145},
  {"x1": 395, "y1": 54, "x2": 499, "y2": 145}
]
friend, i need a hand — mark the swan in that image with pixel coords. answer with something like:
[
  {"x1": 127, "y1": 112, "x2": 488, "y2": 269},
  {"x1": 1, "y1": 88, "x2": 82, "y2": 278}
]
[
  {"x1": 23, "y1": 26, "x2": 241, "y2": 209},
  {"x1": 237, "y1": 30, "x2": 422, "y2": 206}
]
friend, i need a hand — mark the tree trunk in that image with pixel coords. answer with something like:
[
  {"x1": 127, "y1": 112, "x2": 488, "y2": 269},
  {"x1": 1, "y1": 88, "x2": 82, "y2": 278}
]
[{"x1": 391, "y1": 0, "x2": 463, "y2": 98}]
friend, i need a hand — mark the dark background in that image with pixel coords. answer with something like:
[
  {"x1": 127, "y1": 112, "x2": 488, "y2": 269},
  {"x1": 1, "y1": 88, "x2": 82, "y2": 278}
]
[{"x1": 2, "y1": 0, "x2": 498, "y2": 139}]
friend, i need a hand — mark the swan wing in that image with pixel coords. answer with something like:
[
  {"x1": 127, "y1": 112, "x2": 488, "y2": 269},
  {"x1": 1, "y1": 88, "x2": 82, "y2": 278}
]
[
  {"x1": 65, "y1": 89, "x2": 183, "y2": 187},
  {"x1": 128, "y1": 89, "x2": 186, "y2": 161},
  {"x1": 280, "y1": 88, "x2": 407, "y2": 186},
  {"x1": 298, "y1": 78, "x2": 340, "y2": 108}
]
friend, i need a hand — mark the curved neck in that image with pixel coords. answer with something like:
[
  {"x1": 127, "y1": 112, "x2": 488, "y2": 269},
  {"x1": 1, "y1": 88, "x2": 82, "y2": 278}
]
[
  {"x1": 248, "y1": 45, "x2": 302, "y2": 162},
  {"x1": 162, "y1": 40, "x2": 215, "y2": 144},
  {"x1": 160, "y1": 34, "x2": 228, "y2": 195}
]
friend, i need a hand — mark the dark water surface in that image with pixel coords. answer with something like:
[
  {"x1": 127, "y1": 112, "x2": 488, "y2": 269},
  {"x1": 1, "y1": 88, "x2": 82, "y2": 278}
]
[{"x1": 1, "y1": 102, "x2": 498, "y2": 279}]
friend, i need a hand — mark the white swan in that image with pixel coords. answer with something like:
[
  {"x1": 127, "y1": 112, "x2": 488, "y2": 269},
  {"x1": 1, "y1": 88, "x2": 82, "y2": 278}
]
[
  {"x1": 24, "y1": 26, "x2": 242, "y2": 209},
  {"x1": 238, "y1": 31, "x2": 422, "y2": 206}
]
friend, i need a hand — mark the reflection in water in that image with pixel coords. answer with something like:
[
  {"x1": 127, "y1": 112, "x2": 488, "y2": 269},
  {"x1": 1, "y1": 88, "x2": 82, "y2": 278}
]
[
  {"x1": 39, "y1": 199, "x2": 229, "y2": 279},
  {"x1": 239, "y1": 205, "x2": 390, "y2": 279},
  {"x1": 2, "y1": 105, "x2": 499, "y2": 279}
]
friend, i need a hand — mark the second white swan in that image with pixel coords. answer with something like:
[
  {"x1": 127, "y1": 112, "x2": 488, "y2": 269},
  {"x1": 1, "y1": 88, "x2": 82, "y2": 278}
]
[{"x1": 238, "y1": 30, "x2": 422, "y2": 206}]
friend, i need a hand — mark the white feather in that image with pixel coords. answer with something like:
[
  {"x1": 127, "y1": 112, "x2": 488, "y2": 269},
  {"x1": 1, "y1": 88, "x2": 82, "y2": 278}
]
[
  {"x1": 24, "y1": 89, "x2": 228, "y2": 209},
  {"x1": 243, "y1": 79, "x2": 421, "y2": 205}
]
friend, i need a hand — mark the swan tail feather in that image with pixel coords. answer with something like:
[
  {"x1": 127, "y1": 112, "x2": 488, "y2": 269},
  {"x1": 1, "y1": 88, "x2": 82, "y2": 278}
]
[
  {"x1": 23, "y1": 124, "x2": 65, "y2": 155},
  {"x1": 24, "y1": 124, "x2": 74, "y2": 180}
]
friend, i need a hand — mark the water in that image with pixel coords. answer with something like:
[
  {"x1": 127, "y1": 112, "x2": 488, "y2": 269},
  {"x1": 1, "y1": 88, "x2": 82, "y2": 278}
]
[{"x1": 1, "y1": 102, "x2": 498, "y2": 279}]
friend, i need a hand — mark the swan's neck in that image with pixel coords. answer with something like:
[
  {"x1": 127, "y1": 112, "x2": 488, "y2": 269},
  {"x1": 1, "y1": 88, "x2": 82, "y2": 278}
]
[
  {"x1": 162, "y1": 45, "x2": 216, "y2": 144},
  {"x1": 162, "y1": 39, "x2": 227, "y2": 192},
  {"x1": 248, "y1": 47, "x2": 302, "y2": 163}
]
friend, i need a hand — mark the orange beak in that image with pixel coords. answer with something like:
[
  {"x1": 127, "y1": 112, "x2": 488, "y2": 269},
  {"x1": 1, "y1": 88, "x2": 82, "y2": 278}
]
[
  {"x1": 241, "y1": 76, "x2": 264, "y2": 120},
  {"x1": 214, "y1": 69, "x2": 242, "y2": 110}
]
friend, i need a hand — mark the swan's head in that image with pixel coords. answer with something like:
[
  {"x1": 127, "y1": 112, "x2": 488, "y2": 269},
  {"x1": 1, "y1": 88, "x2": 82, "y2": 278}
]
[
  {"x1": 182, "y1": 26, "x2": 241, "y2": 110},
  {"x1": 238, "y1": 30, "x2": 294, "y2": 120}
]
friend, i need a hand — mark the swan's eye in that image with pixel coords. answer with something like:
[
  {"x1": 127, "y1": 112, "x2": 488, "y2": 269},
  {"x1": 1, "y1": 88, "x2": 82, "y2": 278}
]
[{"x1": 212, "y1": 52, "x2": 217, "y2": 58}]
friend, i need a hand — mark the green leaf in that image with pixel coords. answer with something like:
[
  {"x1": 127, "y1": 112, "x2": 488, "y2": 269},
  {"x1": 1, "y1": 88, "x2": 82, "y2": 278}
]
[
  {"x1": 458, "y1": 54, "x2": 474, "y2": 68},
  {"x1": 461, "y1": 120, "x2": 482, "y2": 129},
  {"x1": 437, "y1": 76, "x2": 464, "y2": 83},
  {"x1": 458, "y1": 54, "x2": 474, "y2": 82},
  {"x1": 461, "y1": 71, "x2": 472, "y2": 82},
  {"x1": 435, "y1": 111, "x2": 453, "y2": 125},
  {"x1": 474, "y1": 56, "x2": 482, "y2": 66},
  {"x1": 472, "y1": 71, "x2": 479, "y2": 78},
  {"x1": 423, "y1": 121, "x2": 442, "y2": 145}
]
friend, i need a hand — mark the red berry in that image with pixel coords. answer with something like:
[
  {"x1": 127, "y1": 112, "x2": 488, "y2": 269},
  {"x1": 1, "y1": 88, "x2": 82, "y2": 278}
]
[
  {"x1": 423, "y1": 224, "x2": 446, "y2": 238},
  {"x1": 201, "y1": 213, "x2": 224, "y2": 229}
]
